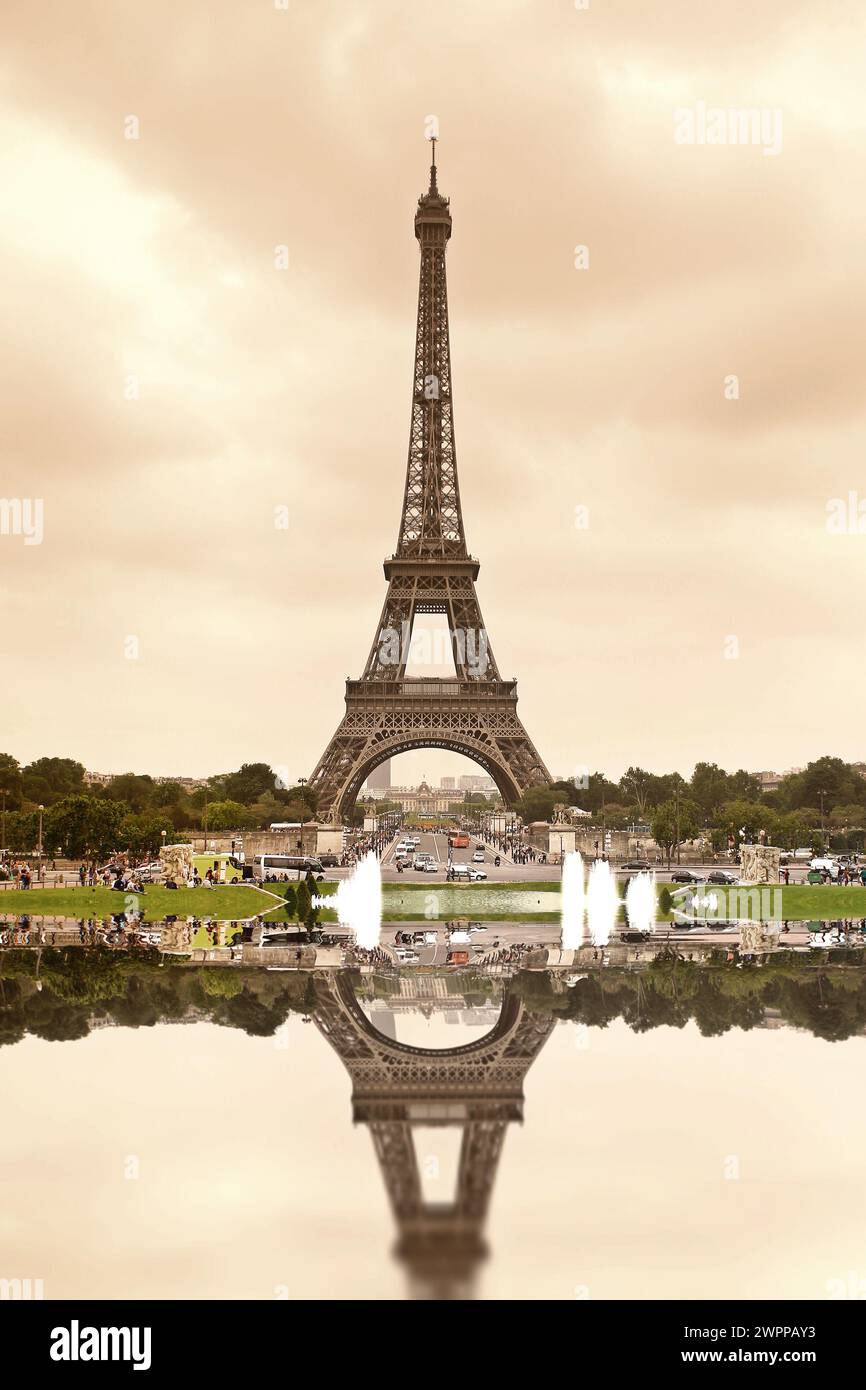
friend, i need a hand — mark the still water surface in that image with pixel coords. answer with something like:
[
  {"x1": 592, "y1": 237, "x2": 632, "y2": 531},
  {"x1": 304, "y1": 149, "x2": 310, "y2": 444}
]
[{"x1": 2, "y1": 960, "x2": 864, "y2": 1301}]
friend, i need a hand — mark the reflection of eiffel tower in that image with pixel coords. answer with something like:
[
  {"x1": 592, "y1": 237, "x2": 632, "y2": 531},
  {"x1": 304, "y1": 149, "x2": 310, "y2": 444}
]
[{"x1": 314, "y1": 973, "x2": 556, "y2": 1299}]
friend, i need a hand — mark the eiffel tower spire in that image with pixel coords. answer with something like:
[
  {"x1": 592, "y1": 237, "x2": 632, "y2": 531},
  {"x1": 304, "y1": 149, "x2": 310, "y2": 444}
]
[
  {"x1": 307, "y1": 144, "x2": 552, "y2": 823},
  {"x1": 396, "y1": 140, "x2": 464, "y2": 560}
]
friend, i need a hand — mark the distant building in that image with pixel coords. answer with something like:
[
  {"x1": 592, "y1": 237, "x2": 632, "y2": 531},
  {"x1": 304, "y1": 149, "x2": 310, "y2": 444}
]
[
  {"x1": 388, "y1": 781, "x2": 454, "y2": 814},
  {"x1": 757, "y1": 768, "x2": 804, "y2": 794},
  {"x1": 458, "y1": 774, "x2": 497, "y2": 793},
  {"x1": 366, "y1": 759, "x2": 392, "y2": 792},
  {"x1": 83, "y1": 770, "x2": 112, "y2": 787},
  {"x1": 440, "y1": 776, "x2": 456, "y2": 790}
]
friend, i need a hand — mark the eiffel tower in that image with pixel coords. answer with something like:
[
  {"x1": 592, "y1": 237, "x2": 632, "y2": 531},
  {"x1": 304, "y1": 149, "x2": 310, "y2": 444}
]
[
  {"x1": 308, "y1": 143, "x2": 551, "y2": 823},
  {"x1": 313, "y1": 971, "x2": 556, "y2": 1299}
]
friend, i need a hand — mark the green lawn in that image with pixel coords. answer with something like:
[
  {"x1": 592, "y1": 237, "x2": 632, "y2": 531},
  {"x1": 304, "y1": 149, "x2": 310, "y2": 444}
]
[
  {"x1": 0, "y1": 883, "x2": 282, "y2": 922},
  {"x1": 1, "y1": 879, "x2": 864, "y2": 926}
]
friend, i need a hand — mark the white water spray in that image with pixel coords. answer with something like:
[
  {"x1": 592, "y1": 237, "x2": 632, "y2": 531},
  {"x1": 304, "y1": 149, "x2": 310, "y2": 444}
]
[
  {"x1": 313, "y1": 851, "x2": 381, "y2": 950},
  {"x1": 561, "y1": 851, "x2": 586, "y2": 948},
  {"x1": 586, "y1": 858, "x2": 619, "y2": 946},
  {"x1": 625, "y1": 871, "x2": 656, "y2": 935}
]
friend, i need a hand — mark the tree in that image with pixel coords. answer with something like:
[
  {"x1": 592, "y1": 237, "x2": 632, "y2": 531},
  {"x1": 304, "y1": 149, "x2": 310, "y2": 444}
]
[
  {"x1": 650, "y1": 798, "x2": 700, "y2": 867},
  {"x1": 283, "y1": 885, "x2": 297, "y2": 917},
  {"x1": 782, "y1": 757, "x2": 866, "y2": 813},
  {"x1": 21, "y1": 757, "x2": 85, "y2": 806},
  {"x1": 619, "y1": 767, "x2": 656, "y2": 818},
  {"x1": 205, "y1": 800, "x2": 252, "y2": 832},
  {"x1": 689, "y1": 763, "x2": 730, "y2": 820},
  {"x1": 0, "y1": 754, "x2": 23, "y2": 809},
  {"x1": 222, "y1": 763, "x2": 276, "y2": 806},
  {"x1": 103, "y1": 773, "x2": 155, "y2": 813},
  {"x1": 295, "y1": 880, "x2": 311, "y2": 922}
]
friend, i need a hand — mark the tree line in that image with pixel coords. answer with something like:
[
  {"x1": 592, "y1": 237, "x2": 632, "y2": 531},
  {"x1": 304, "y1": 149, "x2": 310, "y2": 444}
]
[
  {"x1": 0, "y1": 756, "x2": 318, "y2": 858},
  {"x1": 515, "y1": 756, "x2": 866, "y2": 854}
]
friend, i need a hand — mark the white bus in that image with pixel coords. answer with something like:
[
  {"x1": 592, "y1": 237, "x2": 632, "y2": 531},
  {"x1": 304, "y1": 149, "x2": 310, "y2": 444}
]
[{"x1": 253, "y1": 854, "x2": 325, "y2": 880}]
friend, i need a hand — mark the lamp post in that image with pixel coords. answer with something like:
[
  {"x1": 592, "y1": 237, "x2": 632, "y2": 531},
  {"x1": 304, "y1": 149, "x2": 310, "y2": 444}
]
[
  {"x1": 0, "y1": 787, "x2": 6, "y2": 859},
  {"x1": 818, "y1": 789, "x2": 827, "y2": 848},
  {"x1": 38, "y1": 805, "x2": 44, "y2": 858}
]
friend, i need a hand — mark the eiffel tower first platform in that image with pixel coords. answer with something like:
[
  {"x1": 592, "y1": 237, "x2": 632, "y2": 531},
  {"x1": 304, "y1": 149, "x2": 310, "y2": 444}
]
[{"x1": 308, "y1": 144, "x2": 551, "y2": 823}]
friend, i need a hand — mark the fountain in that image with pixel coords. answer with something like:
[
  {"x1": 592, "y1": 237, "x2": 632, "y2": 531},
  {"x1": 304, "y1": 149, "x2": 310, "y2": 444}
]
[
  {"x1": 586, "y1": 858, "x2": 620, "y2": 946},
  {"x1": 561, "y1": 851, "x2": 586, "y2": 948},
  {"x1": 313, "y1": 851, "x2": 381, "y2": 949},
  {"x1": 624, "y1": 870, "x2": 656, "y2": 935}
]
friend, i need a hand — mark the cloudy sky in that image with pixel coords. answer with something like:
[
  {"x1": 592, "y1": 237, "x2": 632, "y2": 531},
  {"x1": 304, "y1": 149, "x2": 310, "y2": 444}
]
[{"x1": 2, "y1": 0, "x2": 864, "y2": 786}]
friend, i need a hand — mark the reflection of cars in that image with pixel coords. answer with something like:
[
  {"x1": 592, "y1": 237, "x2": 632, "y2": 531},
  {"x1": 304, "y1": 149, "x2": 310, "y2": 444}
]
[
  {"x1": 671, "y1": 869, "x2": 702, "y2": 883},
  {"x1": 706, "y1": 870, "x2": 738, "y2": 885},
  {"x1": 619, "y1": 930, "x2": 650, "y2": 943}
]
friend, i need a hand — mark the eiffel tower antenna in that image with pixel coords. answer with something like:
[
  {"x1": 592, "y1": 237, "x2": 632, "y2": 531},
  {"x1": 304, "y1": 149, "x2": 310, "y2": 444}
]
[{"x1": 308, "y1": 144, "x2": 551, "y2": 824}]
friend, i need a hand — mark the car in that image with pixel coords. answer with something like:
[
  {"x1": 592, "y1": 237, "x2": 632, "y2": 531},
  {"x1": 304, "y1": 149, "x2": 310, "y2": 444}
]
[
  {"x1": 411, "y1": 836, "x2": 421, "y2": 845},
  {"x1": 706, "y1": 870, "x2": 738, "y2": 885},
  {"x1": 421, "y1": 861, "x2": 437, "y2": 872},
  {"x1": 619, "y1": 930, "x2": 650, "y2": 943},
  {"x1": 622, "y1": 860, "x2": 651, "y2": 872},
  {"x1": 794, "y1": 848, "x2": 813, "y2": 860},
  {"x1": 670, "y1": 869, "x2": 702, "y2": 883},
  {"x1": 810, "y1": 857, "x2": 840, "y2": 880},
  {"x1": 467, "y1": 868, "x2": 487, "y2": 881},
  {"x1": 395, "y1": 855, "x2": 413, "y2": 869},
  {"x1": 472, "y1": 850, "x2": 485, "y2": 862}
]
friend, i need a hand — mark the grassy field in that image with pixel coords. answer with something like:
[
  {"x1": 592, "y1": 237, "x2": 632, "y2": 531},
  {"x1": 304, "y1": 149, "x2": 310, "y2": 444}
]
[
  {"x1": 0, "y1": 883, "x2": 282, "y2": 921},
  {"x1": 1, "y1": 879, "x2": 865, "y2": 925}
]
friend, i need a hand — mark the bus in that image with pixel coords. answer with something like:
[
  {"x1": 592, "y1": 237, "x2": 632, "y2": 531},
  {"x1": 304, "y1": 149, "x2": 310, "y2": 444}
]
[
  {"x1": 448, "y1": 832, "x2": 470, "y2": 849},
  {"x1": 253, "y1": 854, "x2": 325, "y2": 880}
]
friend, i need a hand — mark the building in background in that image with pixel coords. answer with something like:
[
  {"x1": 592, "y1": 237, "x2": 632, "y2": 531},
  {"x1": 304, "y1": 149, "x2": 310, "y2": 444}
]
[{"x1": 365, "y1": 759, "x2": 392, "y2": 793}]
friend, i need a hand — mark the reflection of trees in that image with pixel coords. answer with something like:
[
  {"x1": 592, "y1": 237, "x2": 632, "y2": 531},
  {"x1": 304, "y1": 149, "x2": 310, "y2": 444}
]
[
  {"x1": 0, "y1": 948, "x2": 316, "y2": 1047},
  {"x1": 5, "y1": 949, "x2": 866, "y2": 1047},
  {"x1": 508, "y1": 961, "x2": 866, "y2": 1042}
]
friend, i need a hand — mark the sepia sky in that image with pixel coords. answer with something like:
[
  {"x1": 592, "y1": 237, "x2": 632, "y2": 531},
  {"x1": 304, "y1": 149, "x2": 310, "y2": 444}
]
[{"x1": 2, "y1": 0, "x2": 865, "y2": 785}]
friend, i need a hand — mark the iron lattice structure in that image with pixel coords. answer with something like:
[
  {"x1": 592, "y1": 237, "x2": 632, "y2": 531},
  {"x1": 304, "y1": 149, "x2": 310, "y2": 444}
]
[
  {"x1": 308, "y1": 148, "x2": 551, "y2": 822},
  {"x1": 313, "y1": 972, "x2": 556, "y2": 1299}
]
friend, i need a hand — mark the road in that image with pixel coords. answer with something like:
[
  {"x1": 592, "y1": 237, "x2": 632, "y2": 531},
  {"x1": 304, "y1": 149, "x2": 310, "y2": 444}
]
[{"x1": 344, "y1": 831, "x2": 818, "y2": 886}]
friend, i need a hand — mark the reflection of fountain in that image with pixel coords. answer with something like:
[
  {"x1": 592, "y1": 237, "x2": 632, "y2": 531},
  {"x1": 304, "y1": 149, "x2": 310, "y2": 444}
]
[
  {"x1": 561, "y1": 851, "x2": 585, "y2": 948},
  {"x1": 625, "y1": 871, "x2": 656, "y2": 934},
  {"x1": 560, "y1": 852, "x2": 621, "y2": 947},
  {"x1": 313, "y1": 851, "x2": 381, "y2": 948}
]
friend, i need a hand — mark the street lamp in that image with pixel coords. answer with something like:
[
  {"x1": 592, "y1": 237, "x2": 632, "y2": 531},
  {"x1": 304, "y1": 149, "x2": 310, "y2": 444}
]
[
  {"x1": 0, "y1": 787, "x2": 6, "y2": 859},
  {"x1": 38, "y1": 805, "x2": 44, "y2": 857}
]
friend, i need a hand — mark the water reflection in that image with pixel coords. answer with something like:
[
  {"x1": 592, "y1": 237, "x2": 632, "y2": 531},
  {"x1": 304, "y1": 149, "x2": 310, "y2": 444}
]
[{"x1": 4, "y1": 944, "x2": 866, "y2": 1299}]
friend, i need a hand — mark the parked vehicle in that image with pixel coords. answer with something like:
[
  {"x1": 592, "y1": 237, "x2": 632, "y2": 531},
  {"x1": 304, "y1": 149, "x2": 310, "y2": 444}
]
[
  {"x1": 706, "y1": 870, "x2": 738, "y2": 885},
  {"x1": 794, "y1": 848, "x2": 813, "y2": 860},
  {"x1": 810, "y1": 857, "x2": 840, "y2": 880},
  {"x1": 670, "y1": 869, "x2": 702, "y2": 883}
]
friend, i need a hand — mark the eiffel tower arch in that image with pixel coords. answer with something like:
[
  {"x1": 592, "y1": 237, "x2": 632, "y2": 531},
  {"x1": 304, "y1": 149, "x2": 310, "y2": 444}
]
[
  {"x1": 313, "y1": 971, "x2": 556, "y2": 1299},
  {"x1": 309, "y1": 143, "x2": 551, "y2": 823}
]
